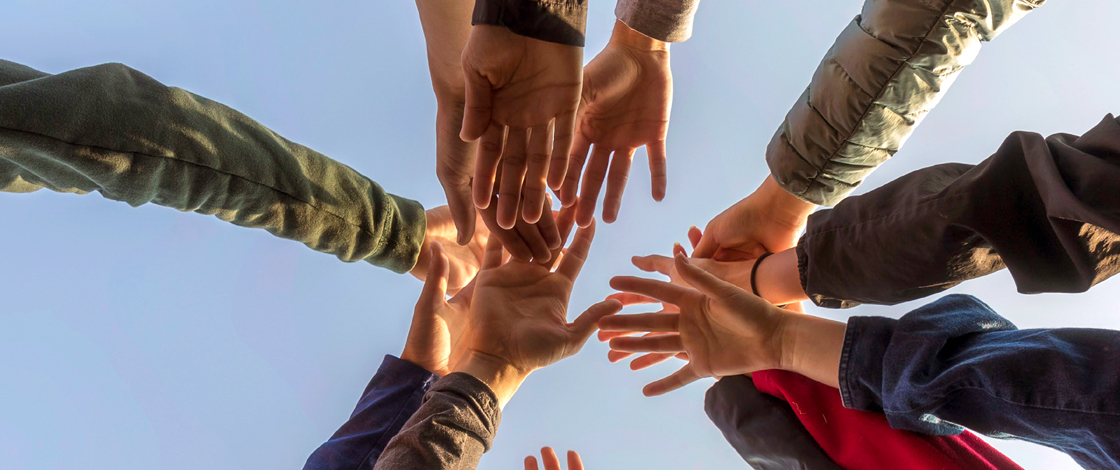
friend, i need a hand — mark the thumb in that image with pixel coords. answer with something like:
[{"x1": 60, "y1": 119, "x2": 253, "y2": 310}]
[
  {"x1": 460, "y1": 66, "x2": 493, "y2": 142},
  {"x1": 570, "y1": 299, "x2": 624, "y2": 344},
  {"x1": 691, "y1": 229, "x2": 719, "y2": 259},
  {"x1": 418, "y1": 242, "x2": 450, "y2": 307},
  {"x1": 673, "y1": 252, "x2": 734, "y2": 299}
]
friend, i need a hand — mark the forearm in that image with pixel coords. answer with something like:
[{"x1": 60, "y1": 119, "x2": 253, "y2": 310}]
[
  {"x1": 797, "y1": 114, "x2": 1120, "y2": 308},
  {"x1": 614, "y1": 0, "x2": 700, "y2": 43},
  {"x1": 303, "y1": 356, "x2": 437, "y2": 470},
  {"x1": 472, "y1": 0, "x2": 588, "y2": 47},
  {"x1": 373, "y1": 373, "x2": 503, "y2": 470},
  {"x1": 0, "y1": 60, "x2": 426, "y2": 273},
  {"x1": 768, "y1": 0, "x2": 1042, "y2": 206},
  {"x1": 415, "y1": 0, "x2": 473, "y2": 97},
  {"x1": 841, "y1": 295, "x2": 1120, "y2": 469}
]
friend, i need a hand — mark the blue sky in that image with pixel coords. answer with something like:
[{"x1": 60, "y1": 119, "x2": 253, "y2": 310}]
[{"x1": 2, "y1": 1, "x2": 1118, "y2": 469}]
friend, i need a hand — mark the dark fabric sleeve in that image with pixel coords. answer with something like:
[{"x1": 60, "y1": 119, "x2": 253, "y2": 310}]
[
  {"x1": 841, "y1": 294, "x2": 1120, "y2": 470},
  {"x1": 372, "y1": 373, "x2": 502, "y2": 470},
  {"x1": 705, "y1": 375, "x2": 843, "y2": 470},
  {"x1": 472, "y1": 0, "x2": 587, "y2": 47},
  {"x1": 0, "y1": 60, "x2": 426, "y2": 273},
  {"x1": 798, "y1": 114, "x2": 1120, "y2": 308},
  {"x1": 303, "y1": 356, "x2": 438, "y2": 470}
]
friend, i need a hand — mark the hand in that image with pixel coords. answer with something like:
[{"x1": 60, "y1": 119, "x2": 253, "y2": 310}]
[
  {"x1": 562, "y1": 20, "x2": 672, "y2": 226},
  {"x1": 410, "y1": 206, "x2": 488, "y2": 295},
  {"x1": 460, "y1": 25, "x2": 583, "y2": 228},
  {"x1": 526, "y1": 447, "x2": 584, "y2": 470},
  {"x1": 456, "y1": 221, "x2": 622, "y2": 405},
  {"x1": 602, "y1": 253, "x2": 792, "y2": 396},
  {"x1": 693, "y1": 176, "x2": 817, "y2": 261},
  {"x1": 402, "y1": 243, "x2": 476, "y2": 376}
]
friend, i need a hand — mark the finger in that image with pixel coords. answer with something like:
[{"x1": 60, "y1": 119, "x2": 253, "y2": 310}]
[
  {"x1": 692, "y1": 222, "x2": 720, "y2": 259},
  {"x1": 609, "y1": 334, "x2": 684, "y2": 353},
  {"x1": 576, "y1": 145, "x2": 612, "y2": 227},
  {"x1": 599, "y1": 329, "x2": 638, "y2": 342},
  {"x1": 598, "y1": 312, "x2": 679, "y2": 332},
  {"x1": 608, "y1": 349, "x2": 636, "y2": 362},
  {"x1": 541, "y1": 447, "x2": 561, "y2": 470},
  {"x1": 521, "y1": 123, "x2": 554, "y2": 224},
  {"x1": 481, "y1": 234, "x2": 505, "y2": 270},
  {"x1": 556, "y1": 220, "x2": 595, "y2": 282},
  {"x1": 571, "y1": 299, "x2": 623, "y2": 343},
  {"x1": 549, "y1": 111, "x2": 577, "y2": 191},
  {"x1": 672, "y1": 243, "x2": 687, "y2": 258},
  {"x1": 643, "y1": 364, "x2": 703, "y2": 396},
  {"x1": 602, "y1": 148, "x2": 635, "y2": 224},
  {"x1": 687, "y1": 226, "x2": 703, "y2": 250},
  {"x1": 605, "y1": 292, "x2": 660, "y2": 307},
  {"x1": 497, "y1": 127, "x2": 530, "y2": 229},
  {"x1": 524, "y1": 456, "x2": 540, "y2": 470},
  {"x1": 460, "y1": 68, "x2": 492, "y2": 141},
  {"x1": 472, "y1": 124, "x2": 506, "y2": 209},
  {"x1": 631, "y1": 352, "x2": 676, "y2": 371},
  {"x1": 419, "y1": 242, "x2": 450, "y2": 305},
  {"x1": 538, "y1": 193, "x2": 562, "y2": 250},
  {"x1": 568, "y1": 450, "x2": 584, "y2": 470},
  {"x1": 479, "y1": 195, "x2": 533, "y2": 260},
  {"x1": 647, "y1": 140, "x2": 668, "y2": 202},
  {"x1": 609, "y1": 276, "x2": 695, "y2": 307},
  {"x1": 560, "y1": 133, "x2": 591, "y2": 208},
  {"x1": 673, "y1": 252, "x2": 736, "y2": 299},
  {"x1": 632, "y1": 255, "x2": 672, "y2": 276},
  {"x1": 515, "y1": 209, "x2": 552, "y2": 263}
]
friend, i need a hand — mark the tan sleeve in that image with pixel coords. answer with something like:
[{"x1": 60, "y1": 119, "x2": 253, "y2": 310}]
[
  {"x1": 767, "y1": 0, "x2": 1044, "y2": 206},
  {"x1": 614, "y1": 0, "x2": 700, "y2": 43}
]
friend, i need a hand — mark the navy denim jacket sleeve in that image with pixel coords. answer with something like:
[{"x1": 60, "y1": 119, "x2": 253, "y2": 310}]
[
  {"x1": 841, "y1": 294, "x2": 1120, "y2": 470},
  {"x1": 303, "y1": 355, "x2": 438, "y2": 470},
  {"x1": 705, "y1": 375, "x2": 842, "y2": 470}
]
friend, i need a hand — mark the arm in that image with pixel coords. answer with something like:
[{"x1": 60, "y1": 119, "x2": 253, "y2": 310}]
[
  {"x1": 705, "y1": 375, "x2": 843, "y2": 470},
  {"x1": 614, "y1": 0, "x2": 700, "y2": 43},
  {"x1": 842, "y1": 294, "x2": 1120, "y2": 470},
  {"x1": 303, "y1": 356, "x2": 438, "y2": 470},
  {"x1": 798, "y1": 114, "x2": 1120, "y2": 308},
  {"x1": 0, "y1": 60, "x2": 424, "y2": 271},
  {"x1": 768, "y1": 0, "x2": 1043, "y2": 206}
]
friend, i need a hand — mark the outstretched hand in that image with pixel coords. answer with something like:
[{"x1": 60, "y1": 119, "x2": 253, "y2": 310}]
[
  {"x1": 402, "y1": 242, "x2": 475, "y2": 376},
  {"x1": 526, "y1": 447, "x2": 584, "y2": 470},
  {"x1": 562, "y1": 20, "x2": 672, "y2": 226},
  {"x1": 460, "y1": 25, "x2": 583, "y2": 229},
  {"x1": 601, "y1": 253, "x2": 791, "y2": 396}
]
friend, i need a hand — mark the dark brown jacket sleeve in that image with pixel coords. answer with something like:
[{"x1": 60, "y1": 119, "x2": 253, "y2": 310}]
[
  {"x1": 373, "y1": 373, "x2": 502, "y2": 470},
  {"x1": 472, "y1": 0, "x2": 588, "y2": 47},
  {"x1": 798, "y1": 114, "x2": 1120, "y2": 308}
]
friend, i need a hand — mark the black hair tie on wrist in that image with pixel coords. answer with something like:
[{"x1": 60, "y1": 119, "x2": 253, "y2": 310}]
[{"x1": 750, "y1": 252, "x2": 773, "y2": 297}]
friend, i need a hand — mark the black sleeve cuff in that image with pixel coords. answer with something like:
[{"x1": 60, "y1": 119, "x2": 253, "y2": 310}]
[{"x1": 472, "y1": 0, "x2": 588, "y2": 47}]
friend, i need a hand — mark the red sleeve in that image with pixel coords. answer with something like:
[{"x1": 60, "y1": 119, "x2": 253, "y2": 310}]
[{"x1": 751, "y1": 370, "x2": 1021, "y2": 470}]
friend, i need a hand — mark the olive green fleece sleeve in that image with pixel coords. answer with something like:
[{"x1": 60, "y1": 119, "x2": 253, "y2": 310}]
[{"x1": 0, "y1": 60, "x2": 424, "y2": 273}]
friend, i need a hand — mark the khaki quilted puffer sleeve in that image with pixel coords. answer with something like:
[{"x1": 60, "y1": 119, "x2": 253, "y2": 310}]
[{"x1": 766, "y1": 0, "x2": 1044, "y2": 206}]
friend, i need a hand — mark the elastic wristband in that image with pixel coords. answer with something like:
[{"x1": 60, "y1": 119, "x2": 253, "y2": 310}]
[{"x1": 750, "y1": 252, "x2": 773, "y2": 297}]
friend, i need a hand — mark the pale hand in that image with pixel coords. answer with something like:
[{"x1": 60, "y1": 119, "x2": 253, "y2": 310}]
[
  {"x1": 601, "y1": 253, "x2": 791, "y2": 396},
  {"x1": 412, "y1": 206, "x2": 488, "y2": 296},
  {"x1": 562, "y1": 20, "x2": 672, "y2": 226},
  {"x1": 525, "y1": 447, "x2": 584, "y2": 470},
  {"x1": 401, "y1": 242, "x2": 476, "y2": 376},
  {"x1": 693, "y1": 176, "x2": 817, "y2": 260},
  {"x1": 460, "y1": 25, "x2": 583, "y2": 228}
]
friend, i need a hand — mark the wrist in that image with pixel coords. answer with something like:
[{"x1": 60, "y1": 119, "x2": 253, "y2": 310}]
[
  {"x1": 759, "y1": 176, "x2": 816, "y2": 229},
  {"x1": 755, "y1": 249, "x2": 809, "y2": 305},
  {"x1": 410, "y1": 212, "x2": 434, "y2": 276},
  {"x1": 454, "y1": 351, "x2": 530, "y2": 408},
  {"x1": 778, "y1": 313, "x2": 846, "y2": 388},
  {"x1": 610, "y1": 19, "x2": 668, "y2": 52}
]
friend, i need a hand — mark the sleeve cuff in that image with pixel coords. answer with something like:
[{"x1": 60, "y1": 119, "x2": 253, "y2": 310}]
[
  {"x1": 473, "y1": 0, "x2": 588, "y2": 47},
  {"x1": 838, "y1": 316, "x2": 895, "y2": 412},
  {"x1": 614, "y1": 0, "x2": 699, "y2": 43}
]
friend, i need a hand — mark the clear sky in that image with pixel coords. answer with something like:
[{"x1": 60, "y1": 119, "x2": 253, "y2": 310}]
[{"x1": 1, "y1": 1, "x2": 1118, "y2": 469}]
